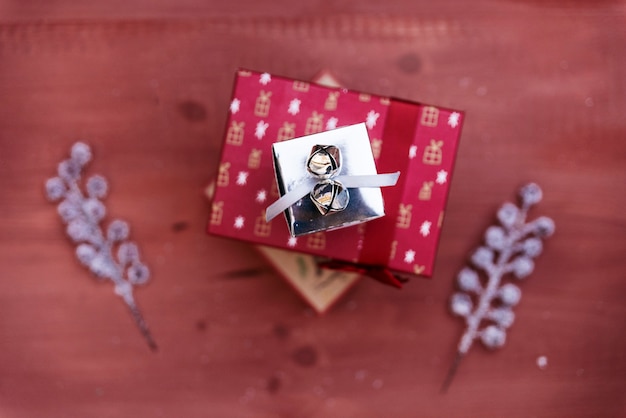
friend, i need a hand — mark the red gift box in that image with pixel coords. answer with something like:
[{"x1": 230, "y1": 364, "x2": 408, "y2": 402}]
[{"x1": 208, "y1": 69, "x2": 463, "y2": 280}]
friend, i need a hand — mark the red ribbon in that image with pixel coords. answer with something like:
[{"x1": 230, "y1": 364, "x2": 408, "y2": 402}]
[{"x1": 357, "y1": 99, "x2": 422, "y2": 266}]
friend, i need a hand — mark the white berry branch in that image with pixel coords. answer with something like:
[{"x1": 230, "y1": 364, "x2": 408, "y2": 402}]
[
  {"x1": 45, "y1": 142, "x2": 157, "y2": 351},
  {"x1": 442, "y1": 183, "x2": 554, "y2": 392}
]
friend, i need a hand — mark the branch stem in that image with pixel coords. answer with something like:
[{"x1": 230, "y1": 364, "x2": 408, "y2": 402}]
[
  {"x1": 440, "y1": 351, "x2": 463, "y2": 393},
  {"x1": 125, "y1": 299, "x2": 158, "y2": 351}
]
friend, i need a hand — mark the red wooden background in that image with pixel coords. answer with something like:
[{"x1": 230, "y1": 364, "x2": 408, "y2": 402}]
[{"x1": 0, "y1": 1, "x2": 624, "y2": 417}]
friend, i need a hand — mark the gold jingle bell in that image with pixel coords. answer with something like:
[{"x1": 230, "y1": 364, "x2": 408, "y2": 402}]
[
  {"x1": 307, "y1": 145, "x2": 341, "y2": 179},
  {"x1": 310, "y1": 179, "x2": 350, "y2": 215}
]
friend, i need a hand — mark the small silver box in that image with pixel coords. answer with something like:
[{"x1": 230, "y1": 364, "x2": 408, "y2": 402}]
[{"x1": 271, "y1": 123, "x2": 386, "y2": 237}]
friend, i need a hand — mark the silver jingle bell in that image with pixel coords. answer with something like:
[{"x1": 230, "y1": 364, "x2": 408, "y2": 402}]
[
  {"x1": 310, "y1": 179, "x2": 350, "y2": 215},
  {"x1": 306, "y1": 145, "x2": 341, "y2": 179}
]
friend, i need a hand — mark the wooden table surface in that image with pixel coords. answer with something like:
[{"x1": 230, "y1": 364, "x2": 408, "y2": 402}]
[{"x1": 1, "y1": 1, "x2": 625, "y2": 417}]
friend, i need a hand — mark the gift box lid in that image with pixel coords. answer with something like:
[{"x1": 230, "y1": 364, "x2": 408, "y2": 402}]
[{"x1": 208, "y1": 69, "x2": 464, "y2": 278}]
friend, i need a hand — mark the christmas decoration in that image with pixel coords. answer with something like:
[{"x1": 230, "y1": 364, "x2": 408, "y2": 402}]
[
  {"x1": 266, "y1": 124, "x2": 400, "y2": 236},
  {"x1": 208, "y1": 69, "x2": 464, "y2": 282},
  {"x1": 442, "y1": 183, "x2": 555, "y2": 392},
  {"x1": 45, "y1": 142, "x2": 156, "y2": 351}
]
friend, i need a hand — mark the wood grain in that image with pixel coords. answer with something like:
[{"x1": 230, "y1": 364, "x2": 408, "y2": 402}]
[{"x1": 0, "y1": 1, "x2": 625, "y2": 417}]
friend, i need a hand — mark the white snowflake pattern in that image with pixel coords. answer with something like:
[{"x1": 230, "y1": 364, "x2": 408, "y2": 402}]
[
  {"x1": 409, "y1": 145, "x2": 418, "y2": 159},
  {"x1": 366, "y1": 110, "x2": 380, "y2": 129},
  {"x1": 230, "y1": 98, "x2": 241, "y2": 114},
  {"x1": 259, "y1": 73, "x2": 272, "y2": 85},
  {"x1": 448, "y1": 112, "x2": 461, "y2": 128},
  {"x1": 326, "y1": 117, "x2": 338, "y2": 130},
  {"x1": 404, "y1": 249, "x2": 416, "y2": 264},
  {"x1": 436, "y1": 170, "x2": 448, "y2": 185},
  {"x1": 256, "y1": 189, "x2": 267, "y2": 203},
  {"x1": 236, "y1": 171, "x2": 249, "y2": 186},
  {"x1": 234, "y1": 216, "x2": 245, "y2": 229},
  {"x1": 420, "y1": 221, "x2": 432, "y2": 237},
  {"x1": 255, "y1": 121, "x2": 269, "y2": 139},
  {"x1": 287, "y1": 237, "x2": 298, "y2": 247},
  {"x1": 287, "y1": 98, "x2": 301, "y2": 115}
]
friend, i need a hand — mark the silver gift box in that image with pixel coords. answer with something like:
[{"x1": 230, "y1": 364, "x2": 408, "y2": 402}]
[{"x1": 271, "y1": 123, "x2": 386, "y2": 237}]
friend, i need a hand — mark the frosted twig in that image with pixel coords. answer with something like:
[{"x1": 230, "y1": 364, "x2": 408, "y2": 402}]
[
  {"x1": 45, "y1": 142, "x2": 156, "y2": 351},
  {"x1": 442, "y1": 183, "x2": 554, "y2": 392}
]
